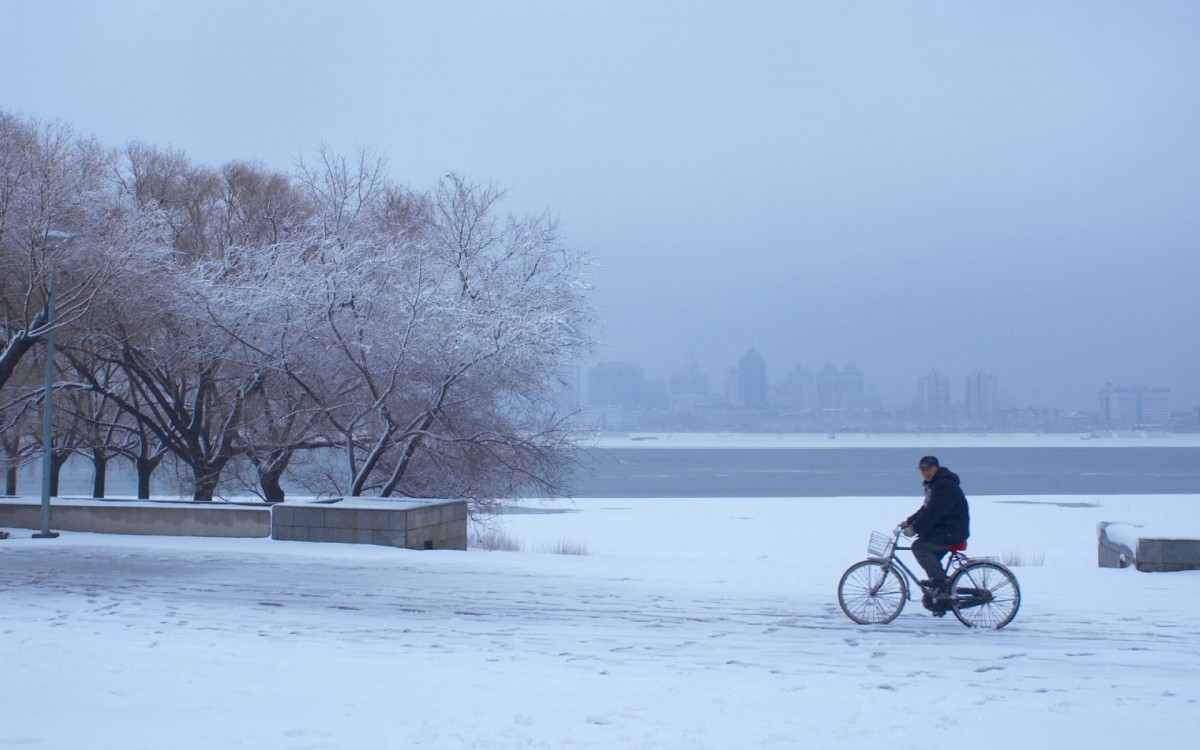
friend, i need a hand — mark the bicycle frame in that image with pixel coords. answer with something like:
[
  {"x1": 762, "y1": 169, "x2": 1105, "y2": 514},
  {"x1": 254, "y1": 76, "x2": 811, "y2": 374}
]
[{"x1": 874, "y1": 529, "x2": 970, "y2": 601}]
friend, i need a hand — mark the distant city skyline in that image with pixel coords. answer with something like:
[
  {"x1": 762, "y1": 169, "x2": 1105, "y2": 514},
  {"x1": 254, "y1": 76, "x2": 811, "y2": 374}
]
[{"x1": 584, "y1": 343, "x2": 1181, "y2": 419}]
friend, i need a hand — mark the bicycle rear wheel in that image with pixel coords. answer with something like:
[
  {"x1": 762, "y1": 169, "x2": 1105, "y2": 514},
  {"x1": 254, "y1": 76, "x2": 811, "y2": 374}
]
[
  {"x1": 948, "y1": 561, "x2": 1020, "y2": 629},
  {"x1": 838, "y1": 560, "x2": 908, "y2": 624}
]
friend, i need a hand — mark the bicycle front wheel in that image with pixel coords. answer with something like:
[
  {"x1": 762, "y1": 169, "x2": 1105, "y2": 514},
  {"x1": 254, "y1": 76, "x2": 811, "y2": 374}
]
[
  {"x1": 949, "y1": 561, "x2": 1021, "y2": 629},
  {"x1": 838, "y1": 559, "x2": 908, "y2": 624}
]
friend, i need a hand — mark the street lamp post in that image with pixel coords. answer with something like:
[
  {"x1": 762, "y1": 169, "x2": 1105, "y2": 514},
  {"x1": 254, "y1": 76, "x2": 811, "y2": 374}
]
[{"x1": 34, "y1": 230, "x2": 71, "y2": 539}]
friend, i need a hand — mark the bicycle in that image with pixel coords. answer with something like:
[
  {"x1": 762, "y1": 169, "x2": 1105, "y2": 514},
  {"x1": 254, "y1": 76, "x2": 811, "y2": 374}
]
[{"x1": 837, "y1": 527, "x2": 1021, "y2": 629}]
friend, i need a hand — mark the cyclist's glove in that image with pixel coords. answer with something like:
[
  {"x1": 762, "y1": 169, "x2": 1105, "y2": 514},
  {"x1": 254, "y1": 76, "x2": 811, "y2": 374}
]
[{"x1": 901, "y1": 524, "x2": 916, "y2": 538}]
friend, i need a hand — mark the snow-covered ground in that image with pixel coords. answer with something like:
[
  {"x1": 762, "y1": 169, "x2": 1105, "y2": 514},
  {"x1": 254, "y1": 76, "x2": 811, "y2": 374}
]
[{"x1": 3, "y1": 492, "x2": 1199, "y2": 749}]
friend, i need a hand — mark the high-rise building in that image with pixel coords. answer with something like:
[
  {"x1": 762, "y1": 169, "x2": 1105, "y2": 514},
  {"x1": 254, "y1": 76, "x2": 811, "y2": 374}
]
[
  {"x1": 917, "y1": 370, "x2": 951, "y2": 421},
  {"x1": 840, "y1": 365, "x2": 866, "y2": 410},
  {"x1": 722, "y1": 368, "x2": 739, "y2": 405},
  {"x1": 964, "y1": 369, "x2": 998, "y2": 423},
  {"x1": 1101, "y1": 383, "x2": 1170, "y2": 427},
  {"x1": 669, "y1": 360, "x2": 710, "y2": 412},
  {"x1": 737, "y1": 347, "x2": 767, "y2": 406},
  {"x1": 670, "y1": 360, "x2": 710, "y2": 400},
  {"x1": 587, "y1": 361, "x2": 644, "y2": 410},
  {"x1": 774, "y1": 364, "x2": 815, "y2": 410},
  {"x1": 640, "y1": 378, "x2": 669, "y2": 411},
  {"x1": 816, "y1": 363, "x2": 866, "y2": 410}
]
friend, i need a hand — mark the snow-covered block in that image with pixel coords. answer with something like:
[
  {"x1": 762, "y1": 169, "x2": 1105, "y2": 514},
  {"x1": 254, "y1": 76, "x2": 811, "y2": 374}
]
[
  {"x1": 271, "y1": 497, "x2": 467, "y2": 551},
  {"x1": 1098, "y1": 522, "x2": 1137, "y2": 568},
  {"x1": 1098, "y1": 522, "x2": 1200, "y2": 572}
]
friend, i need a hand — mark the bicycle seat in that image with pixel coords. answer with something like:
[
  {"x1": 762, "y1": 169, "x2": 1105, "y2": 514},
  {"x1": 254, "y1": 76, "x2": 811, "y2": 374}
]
[{"x1": 948, "y1": 541, "x2": 968, "y2": 552}]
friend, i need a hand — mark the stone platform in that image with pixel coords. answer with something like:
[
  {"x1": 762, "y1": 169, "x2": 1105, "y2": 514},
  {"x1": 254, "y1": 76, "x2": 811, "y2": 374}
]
[{"x1": 271, "y1": 497, "x2": 468, "y2": 550}]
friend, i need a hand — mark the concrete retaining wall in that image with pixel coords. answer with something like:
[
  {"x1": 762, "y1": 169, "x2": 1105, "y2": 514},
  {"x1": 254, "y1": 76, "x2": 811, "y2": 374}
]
[
  {"x1": 0, "y1": 498, "x2": 270, "y2": 538},
  {"x1": 271, "y1": 498, "x2": 468, "y2": 551},
  {"x1": 1, "y1": 496, "x2": 468, "y2": 551},
  {"x1": 1098, "y1": 522, "x2": 1200, "y2": 572}
]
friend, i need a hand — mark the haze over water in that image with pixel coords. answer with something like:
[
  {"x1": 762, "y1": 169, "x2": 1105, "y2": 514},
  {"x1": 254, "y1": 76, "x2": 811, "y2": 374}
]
[{"x1": 3, "y1": 2, "x2": 1198, "y2": 411}]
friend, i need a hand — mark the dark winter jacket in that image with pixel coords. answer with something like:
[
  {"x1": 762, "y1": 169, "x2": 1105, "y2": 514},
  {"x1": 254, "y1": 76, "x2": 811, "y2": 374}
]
[{"x1": 906, "y1": 467, "x2": 970, "y2": 546}]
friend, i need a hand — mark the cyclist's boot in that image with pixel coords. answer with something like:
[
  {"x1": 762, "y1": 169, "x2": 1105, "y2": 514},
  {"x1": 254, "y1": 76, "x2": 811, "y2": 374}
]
[
  {"x1": 921, "y1": 592, "x2": 947, "y2": 617},
  {"x1": 924, "y1": 582, "x2": 950, "y2": 617}
]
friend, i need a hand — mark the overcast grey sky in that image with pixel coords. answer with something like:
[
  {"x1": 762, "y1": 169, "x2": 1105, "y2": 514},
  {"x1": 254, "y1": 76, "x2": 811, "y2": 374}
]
[{"x1": 3, "y1": 0, "x2": 1198, "y2": 410}]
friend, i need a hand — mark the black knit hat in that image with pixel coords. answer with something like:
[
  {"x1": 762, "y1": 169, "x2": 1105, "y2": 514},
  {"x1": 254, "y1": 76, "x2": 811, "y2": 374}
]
[{"x1": 917, "y1": 455, "x2": 940, "y2": 469}]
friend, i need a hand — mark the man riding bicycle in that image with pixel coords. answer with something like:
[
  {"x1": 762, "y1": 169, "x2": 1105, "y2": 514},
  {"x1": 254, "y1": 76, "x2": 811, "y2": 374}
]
[{"x1": 901, "y1": 456, "x2": 970, "y2": 614}]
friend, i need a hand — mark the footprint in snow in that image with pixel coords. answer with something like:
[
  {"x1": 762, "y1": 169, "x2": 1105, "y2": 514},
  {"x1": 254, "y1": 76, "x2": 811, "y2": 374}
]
[{"x1": 282, "y1": 729, "x2": 333, "y2": 738}]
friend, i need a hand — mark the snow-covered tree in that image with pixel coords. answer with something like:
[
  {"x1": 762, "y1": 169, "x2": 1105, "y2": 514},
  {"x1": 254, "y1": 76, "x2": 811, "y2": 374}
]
[
  {"x1": 5, "y1": 112, "x2": 596, "y2": 506},
  {"x1": 272, "y1": 164, "x2": 595, "y2": 500},
  {"x1": 0, "y1": 365, "x2": 40, "y2": 495},
  {"x1": 0, "y1": 110, "x2": 167, "y2": 396},
  {"x1": 71, "y1": 150, "x2": 304, "y2": 501}
]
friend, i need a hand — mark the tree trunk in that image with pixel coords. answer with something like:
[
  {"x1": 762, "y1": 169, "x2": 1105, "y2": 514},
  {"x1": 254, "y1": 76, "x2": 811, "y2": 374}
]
[
  {"x1": 258, "y1": 466, "x2": 286, "y2": 504},
  {"x1": 192, "y1": 464, "x2": 224, "y2": 502},
  {"x1": 49, "y1": 450, "x2": 71, "y2": 498},
  {"x1": 135, "y1": 456, "x2": 159, "y2": 500},
  {"x1": 92, "y1": 450, "x2": 108, "y2": 499},
  {"x1": 134, "y1": 437, "x2": 166, "y2": 500},
  {"x1": 380, "y1": 412, "x2": 437, "y2": 497},
  {"x1": 253, "y1": 448, "x2": 293, "y2": 504}
]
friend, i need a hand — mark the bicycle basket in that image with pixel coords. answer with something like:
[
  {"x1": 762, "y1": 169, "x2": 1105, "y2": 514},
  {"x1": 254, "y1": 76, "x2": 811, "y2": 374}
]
[{"x1": 867, "y1": 531, "x2": 895, "y2": 558}]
